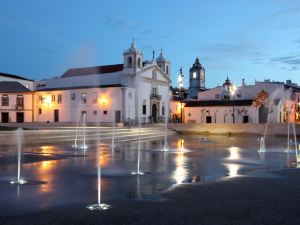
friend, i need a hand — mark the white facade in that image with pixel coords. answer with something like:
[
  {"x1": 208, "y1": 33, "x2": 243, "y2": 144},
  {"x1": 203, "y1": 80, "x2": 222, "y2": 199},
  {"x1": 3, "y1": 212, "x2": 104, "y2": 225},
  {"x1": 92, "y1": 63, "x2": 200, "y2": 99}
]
[
  {"x1": 35, "y1": 41, "x2": 171, "y2": 124},
  {"x1": 0, "y1": 73, "x2": 34, "y2": 123},
  {"x1": 182, "y1": 78, "x2": 300, "y2": 124}
]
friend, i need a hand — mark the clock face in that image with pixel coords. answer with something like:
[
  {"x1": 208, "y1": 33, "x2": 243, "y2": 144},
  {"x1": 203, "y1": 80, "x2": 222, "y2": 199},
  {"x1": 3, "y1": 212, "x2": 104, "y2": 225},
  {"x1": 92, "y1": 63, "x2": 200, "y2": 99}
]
[{"x1": 193, "y1": 72, "x2": 197, "y2": 79}]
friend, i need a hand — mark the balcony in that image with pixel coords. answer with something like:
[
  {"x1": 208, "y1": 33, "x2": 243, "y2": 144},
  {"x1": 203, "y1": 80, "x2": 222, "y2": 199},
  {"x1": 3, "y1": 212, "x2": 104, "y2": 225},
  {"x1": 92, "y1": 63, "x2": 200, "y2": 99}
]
[
  {"x1": 150, "y1": 93, "x2": 161, "y2": 100},
  {"x1": 15, "y1": 104, "x2": 24, "y2": 110}
]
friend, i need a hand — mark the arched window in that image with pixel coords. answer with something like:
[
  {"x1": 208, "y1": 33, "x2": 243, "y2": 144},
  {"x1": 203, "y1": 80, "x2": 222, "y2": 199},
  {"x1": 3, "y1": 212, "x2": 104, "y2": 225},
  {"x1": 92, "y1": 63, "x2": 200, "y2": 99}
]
[
  {"x1": 152, "y1": 70, "x2": 157, "y2": 80},
  {"x1": 166, "y1": 65, "x2": 169, "y2": 75},
  {"x1": 137, "y1": 57, "x2": 141, "y2": 68},
  {"x1": 128, "y1": 57, "x2": 132, "y2": 67}
]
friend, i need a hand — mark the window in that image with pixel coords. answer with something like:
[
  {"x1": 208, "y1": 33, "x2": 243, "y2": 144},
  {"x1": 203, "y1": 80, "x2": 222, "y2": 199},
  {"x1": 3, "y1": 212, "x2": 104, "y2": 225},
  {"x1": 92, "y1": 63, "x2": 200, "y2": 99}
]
[
  {"x1": 166, "y1": 65, "x2": 169, "y2": 75},
  {"x1": 71, "y1": 93, "x2": 76, "y2": 101},
  {"x1": 39, "y1": 108, "x2": 42, "y2": 115},
  {"x1": 152, "y1": 87, "x2": 157, "y2": 94},
  {"x1": 57, "y1": 94, "x2": 62, "y2": 104},
  {"x1": 92, "y1": 94, "x2": 97, "y2": 104},
  {"x1": 103, "y1": 110, "x2": 108, "y2": 115},
  {"x1": 193, "y1": 72, "x2": 197, "y2": 79},
  {"x1": 51, "y1": 95, "x2": 56, "y2": 102},
  {"x1": 38, "y1": 95, "x2": 43, "y2": 102},
  {"x1": 143, "y1": 105, "x2": 146, "y2": 115},
  {"x1": 215, "y1": 94, "x2": 220, "y2": 99},
  {"x1": 93, "y1": 110, "x2": 97, "y2": 115},
  {"x1": 81, "y1": 93, "x2": 87, "y2": 104},
  {"x1": 2, "y1": 95, "x2": 9, "y2": 106},
  {"x1": 152, "y1": 70, "x2": 157, "y2": 80},
  {"x1": 128, "y1": 57, "x2": 132, "y2": 67},
  {"x1": 137, "y1": 57, "x2": 141, "y2": 68},
  {"x1": 16, "y1": 95, "x2": 24, "y2": 106},
  {"x1": 162, "y1": 106, "x2": 165, "y2": 116}
]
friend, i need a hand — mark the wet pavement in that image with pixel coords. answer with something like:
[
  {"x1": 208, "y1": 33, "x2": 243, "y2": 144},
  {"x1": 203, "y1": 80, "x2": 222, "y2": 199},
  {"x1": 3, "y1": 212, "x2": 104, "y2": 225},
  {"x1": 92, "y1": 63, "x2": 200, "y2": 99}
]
[{"x1": 0, "y1": 130, "x2": 298, "y2": 216}]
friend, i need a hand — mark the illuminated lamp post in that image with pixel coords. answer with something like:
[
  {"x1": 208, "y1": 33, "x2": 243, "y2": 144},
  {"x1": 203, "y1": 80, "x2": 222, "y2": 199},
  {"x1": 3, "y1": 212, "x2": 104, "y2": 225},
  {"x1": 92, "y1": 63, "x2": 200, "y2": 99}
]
[
  {"x1": 178, "y1": 67, "x2": 184, "y2": 123},
  {"x1": 99, "y1": 97, "x2": 108, "y2": 124},
  {"x1": 230, "y1": 85, "x2": 237, "y2": 124}
]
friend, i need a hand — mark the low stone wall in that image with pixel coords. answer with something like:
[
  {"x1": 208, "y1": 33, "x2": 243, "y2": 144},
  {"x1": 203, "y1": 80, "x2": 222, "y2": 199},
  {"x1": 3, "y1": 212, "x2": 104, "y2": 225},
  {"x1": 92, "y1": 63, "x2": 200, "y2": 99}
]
[
  {"x1": 0, "y1": 122, "x2": 124, "y2": 129},
  {"x1": 168, "y1": 123, "x2": 300, "y2": 136}
]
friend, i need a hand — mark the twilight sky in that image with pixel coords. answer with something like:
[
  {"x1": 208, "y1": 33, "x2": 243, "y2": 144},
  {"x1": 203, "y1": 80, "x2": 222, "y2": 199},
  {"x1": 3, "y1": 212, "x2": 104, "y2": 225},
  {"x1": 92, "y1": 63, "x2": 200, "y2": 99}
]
[{"x1": 0, "y1": 0, "x2": 300, "y2": 88}]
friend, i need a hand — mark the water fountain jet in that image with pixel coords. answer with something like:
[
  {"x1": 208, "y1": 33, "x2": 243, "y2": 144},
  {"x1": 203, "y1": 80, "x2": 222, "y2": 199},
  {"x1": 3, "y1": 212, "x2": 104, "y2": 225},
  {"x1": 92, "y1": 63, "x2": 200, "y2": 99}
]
[
  {"x1": 87, "y1": 140, "x2": 110, "y2": 210},
  {"x1": 131, "y1": 117, "x2": 144, "y2": 175},
  {"x1": 10, "y1": 128, "x2": 27, "y2": 185}
]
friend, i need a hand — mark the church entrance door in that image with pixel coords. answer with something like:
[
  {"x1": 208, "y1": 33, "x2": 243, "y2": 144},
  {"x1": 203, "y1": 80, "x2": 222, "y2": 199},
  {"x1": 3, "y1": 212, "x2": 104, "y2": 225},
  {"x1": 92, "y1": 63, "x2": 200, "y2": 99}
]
[{"x1": 152, "y1": 104, "x2": 158, "y2": 123}]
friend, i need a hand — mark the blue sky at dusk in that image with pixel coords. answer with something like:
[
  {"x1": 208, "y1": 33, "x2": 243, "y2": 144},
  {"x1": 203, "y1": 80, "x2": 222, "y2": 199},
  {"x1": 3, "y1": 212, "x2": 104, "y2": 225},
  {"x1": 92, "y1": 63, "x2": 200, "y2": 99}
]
[{"x1": 0, "y1": 0, "x2": 300, "y2": 88}]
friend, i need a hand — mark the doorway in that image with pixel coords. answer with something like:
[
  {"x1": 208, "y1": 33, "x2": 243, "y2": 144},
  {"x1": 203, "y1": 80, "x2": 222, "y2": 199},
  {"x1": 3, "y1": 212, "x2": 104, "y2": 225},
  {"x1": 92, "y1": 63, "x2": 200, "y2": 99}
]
[
  {"x1": 54, "y1": 109, "x2": 59, "y2": 122},
  {"x1": 16, "y1": 112, "x2": 24, "y2": 123},
  {"x1": 115, "y1": 110, "x2": 121, "y2": 123},
  {"x1": 206, "y1": 116, "x2": 212, "y2": 123},
  {"x1": 259, "y1": 105, "x2": 268, "y2": 123},
  {"x1": 152, "y1": 104, "x2": 157, "y2": 123},
  {"x1": 1, "y1": 112, "x2": 9, "y2": 123},
  {"x1": 243, "y1": 115, "x2": 249, "y2": 123}
]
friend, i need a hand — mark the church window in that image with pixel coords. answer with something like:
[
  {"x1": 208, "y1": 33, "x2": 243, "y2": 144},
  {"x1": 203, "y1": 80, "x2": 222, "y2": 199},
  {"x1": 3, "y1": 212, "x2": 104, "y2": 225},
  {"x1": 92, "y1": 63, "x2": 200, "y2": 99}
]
[
  {"x1": 143, "y1": 105, "x2": 146, "y2": 115},
  {"x1": 152, "y1": 70, "x2": 157, "y2": 80},
  {"x1": 162, "y1": 105, "x2": 165, "y2": 116},
  {"x1": 193, "y1": 72, "x2": 197, "y2": 79},
  {"x1": 128, "y1": 57, "x2": 132, "y2": 67},
  {"x1": 137, "y1": 58, "x2": 141, "y2": 68},
  {"x1": 166, "y1": 66, "x2": 169, "y2": 75}
]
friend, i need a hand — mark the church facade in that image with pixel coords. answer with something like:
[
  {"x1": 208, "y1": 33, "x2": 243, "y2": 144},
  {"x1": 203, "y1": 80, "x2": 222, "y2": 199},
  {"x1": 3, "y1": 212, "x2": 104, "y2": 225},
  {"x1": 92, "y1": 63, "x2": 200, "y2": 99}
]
[{"x1": 35, "y1": 41, "x2": 171, "y2": 124}]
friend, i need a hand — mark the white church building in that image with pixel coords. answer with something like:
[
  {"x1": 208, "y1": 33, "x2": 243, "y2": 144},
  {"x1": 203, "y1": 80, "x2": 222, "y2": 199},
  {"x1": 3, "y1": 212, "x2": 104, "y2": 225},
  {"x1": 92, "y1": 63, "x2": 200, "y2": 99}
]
[{"x1": 35, "y1": 41, "x2": 171, "y2": 124}]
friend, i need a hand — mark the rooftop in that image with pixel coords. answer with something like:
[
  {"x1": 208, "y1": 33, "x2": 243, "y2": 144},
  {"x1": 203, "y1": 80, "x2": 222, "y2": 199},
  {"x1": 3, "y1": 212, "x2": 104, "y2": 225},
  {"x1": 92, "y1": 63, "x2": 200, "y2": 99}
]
[
  {"x1": 0, "y1": 81, "x2": 32, "y2": 93},
  {"x1": 0, "y1": 72, "x2": 33, "y2": 81},
  {"x1": 61, "y1": 64, "x2": 123, "y2": 78},
  {"x1": 185, "y1": 99, "x2": 253, "y2": 107}
]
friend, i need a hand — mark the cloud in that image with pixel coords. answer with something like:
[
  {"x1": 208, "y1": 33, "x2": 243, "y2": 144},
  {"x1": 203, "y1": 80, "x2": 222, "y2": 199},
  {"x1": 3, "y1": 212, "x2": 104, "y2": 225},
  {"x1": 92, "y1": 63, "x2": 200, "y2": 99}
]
[
  {"x1": 271, "y1": 6, "x2": 300, "y2": 19},
  {"x1": 270, "y1": 54, "x2": 300, "y2": 65},
  {"x1": 199, "y1": 42, "x2": 264, "y2": 59},
  {"x1": 270, "y1": 53, "x2": 300, "y2": 71},
  {"x1": 104, "y1": 16, "x2": 138, "y2": 32}
]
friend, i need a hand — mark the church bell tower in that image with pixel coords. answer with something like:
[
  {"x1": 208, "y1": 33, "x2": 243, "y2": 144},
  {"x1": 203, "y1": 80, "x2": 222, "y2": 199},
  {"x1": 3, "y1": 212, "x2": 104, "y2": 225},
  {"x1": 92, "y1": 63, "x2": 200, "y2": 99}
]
[{"x1": 188, "y1": 57, "x2": 205, "y2": 99}]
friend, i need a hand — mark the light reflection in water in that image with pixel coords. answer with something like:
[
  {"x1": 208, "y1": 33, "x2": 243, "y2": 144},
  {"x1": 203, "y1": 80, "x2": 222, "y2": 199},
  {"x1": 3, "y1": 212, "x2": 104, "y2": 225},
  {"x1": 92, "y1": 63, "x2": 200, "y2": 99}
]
[
  {"x1": 177, "y1": 138, "x2": 185, "y2": 150},
  {"x1": 228, "y1": 147, "x2": 240, "y2": 160},
  {"x1": 226, "y1": 147, "x2": 241, "y2": 177},
  {"x1": 172, "y1": 150, "x2": 188, "y2": 184},
  {"x1": 34, "y1": 160, "x2": 58, "y2": 194}
]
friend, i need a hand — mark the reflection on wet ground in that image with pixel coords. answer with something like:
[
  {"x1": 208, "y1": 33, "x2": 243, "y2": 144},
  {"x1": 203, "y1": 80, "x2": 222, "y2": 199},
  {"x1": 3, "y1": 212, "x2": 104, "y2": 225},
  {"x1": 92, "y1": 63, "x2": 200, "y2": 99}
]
[{"x1": 0, "y1": 132, "x2": 298, "y2": 216}]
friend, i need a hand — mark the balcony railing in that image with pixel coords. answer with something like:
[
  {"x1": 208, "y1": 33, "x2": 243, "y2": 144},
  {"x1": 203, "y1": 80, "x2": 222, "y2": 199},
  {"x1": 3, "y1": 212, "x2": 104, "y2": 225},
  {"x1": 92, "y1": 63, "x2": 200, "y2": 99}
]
[
  {"x1": 15, "y1": 104, "x2": 24, "y2": 110},
  {"x1": 150, "y1": 93, "x2": 161, "y2": 100}
]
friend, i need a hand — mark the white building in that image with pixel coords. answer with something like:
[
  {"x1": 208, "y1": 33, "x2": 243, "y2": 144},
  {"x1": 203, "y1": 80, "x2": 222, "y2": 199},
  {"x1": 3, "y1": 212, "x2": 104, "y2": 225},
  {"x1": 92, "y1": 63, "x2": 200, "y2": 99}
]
[
  {"x1": 0, "y1": 73, "x2": 34, "y2": 123},
  {"x1": 184, "y1": 77, "x2": 300, "y2": 124},
  {"x1": 35, "y1": 41, "x2": 171, "y2": 124}
]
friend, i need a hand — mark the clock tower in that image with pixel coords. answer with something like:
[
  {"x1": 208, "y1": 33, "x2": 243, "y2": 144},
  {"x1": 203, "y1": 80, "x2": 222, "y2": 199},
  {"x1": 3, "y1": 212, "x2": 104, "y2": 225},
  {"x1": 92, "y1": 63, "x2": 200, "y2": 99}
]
[{"x1": 188, "y1": 57, "x2": 205, "y2": 99}]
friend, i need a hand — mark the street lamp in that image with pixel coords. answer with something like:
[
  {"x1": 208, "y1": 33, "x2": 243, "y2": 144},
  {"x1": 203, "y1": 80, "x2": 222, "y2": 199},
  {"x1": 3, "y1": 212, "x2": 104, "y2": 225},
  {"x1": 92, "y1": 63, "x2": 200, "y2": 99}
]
[
  {"x1": 178, "y1": 67, "x2": 184, "y2": 123},
  {"x1": 99, "y1": 97, "x2": 108, "y2": 124},
  {"x1": 230, "y1": 85, "x2": 237, "y2": 123}
]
